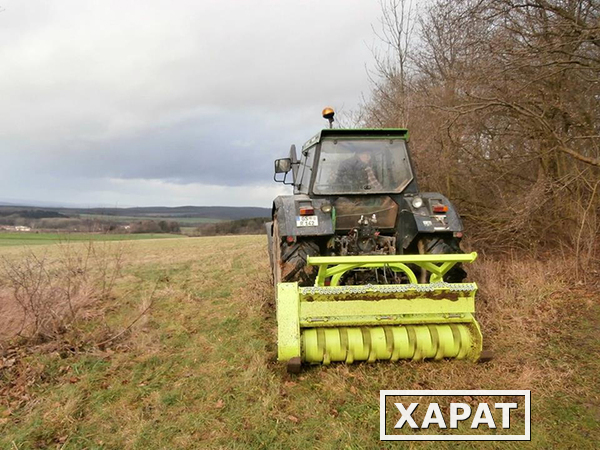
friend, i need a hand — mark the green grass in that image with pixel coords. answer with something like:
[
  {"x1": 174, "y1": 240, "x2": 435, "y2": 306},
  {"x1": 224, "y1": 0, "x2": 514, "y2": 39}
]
[
  {"x1": 0, "y1": 232, "x2": 185, "y2": 247},
  {"x1": 0, "y1": 236, "x2": 598, "y2": 449}
]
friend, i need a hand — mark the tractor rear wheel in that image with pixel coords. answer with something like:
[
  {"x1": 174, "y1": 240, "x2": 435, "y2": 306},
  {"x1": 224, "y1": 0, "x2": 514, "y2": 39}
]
[
  {"x1": 272, "y1": 217, "x2": 319, "y2": 286},
  {"x1": 419, "y1": 236, "x2": 467, "y2": 283}
]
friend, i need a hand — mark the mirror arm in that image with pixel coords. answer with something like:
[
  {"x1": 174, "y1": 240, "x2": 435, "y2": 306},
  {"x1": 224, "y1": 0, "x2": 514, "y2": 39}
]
[
  {"x1": 290, "y1": 161, "x2": 300, "y2": 180},
  {"x1": 274, "y1": 171, "x2": 295, "y2": 185},
  {"x1": 274, "y1": 172, "x2": 285, "y2": 183}
]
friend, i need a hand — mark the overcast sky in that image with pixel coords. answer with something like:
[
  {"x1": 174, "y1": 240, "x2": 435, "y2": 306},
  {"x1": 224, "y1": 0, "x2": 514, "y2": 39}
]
[{"x1": 0, "y1": 0, "x2": 384, "y2": 207}]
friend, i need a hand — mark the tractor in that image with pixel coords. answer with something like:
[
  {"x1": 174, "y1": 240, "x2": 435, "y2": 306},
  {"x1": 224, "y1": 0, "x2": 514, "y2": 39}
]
[{"x1": 267, "y1": 108, "x2": 483, "y2": 372}]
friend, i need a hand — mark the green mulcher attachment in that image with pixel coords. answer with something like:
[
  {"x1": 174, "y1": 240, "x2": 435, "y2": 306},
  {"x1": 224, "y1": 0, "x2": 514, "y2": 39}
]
[{"x1": 277, "y1": 253, "x2": 483, "y2": 372}]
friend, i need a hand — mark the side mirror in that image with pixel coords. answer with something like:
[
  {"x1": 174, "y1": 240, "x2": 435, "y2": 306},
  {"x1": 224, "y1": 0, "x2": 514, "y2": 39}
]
[
  {"x1": 274, "y1": 158, "x2": 293, "y2": 184},
  {"x1": 274, "y1": 158, "x2": 292, "y2": 174}
]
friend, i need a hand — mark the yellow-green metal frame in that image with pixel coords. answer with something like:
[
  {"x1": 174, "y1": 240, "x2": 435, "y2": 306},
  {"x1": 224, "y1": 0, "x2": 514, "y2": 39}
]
[
  {"x1": 310, "y1": 252, "x2": 478, "y2": 286},
  {"x1": 276, "y1": 252, "x2": 483, "y2": 365}
]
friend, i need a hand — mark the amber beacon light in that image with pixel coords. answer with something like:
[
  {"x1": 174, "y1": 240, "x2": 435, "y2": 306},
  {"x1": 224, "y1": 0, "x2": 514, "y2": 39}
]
[{"x1": 322, "y1": 107, "x2": 335, "y2": 128}]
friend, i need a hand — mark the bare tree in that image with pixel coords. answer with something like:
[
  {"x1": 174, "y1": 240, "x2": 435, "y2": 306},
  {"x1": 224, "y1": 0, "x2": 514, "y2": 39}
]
[
  {"x1": 366, "y1": 0, "x2": 417, "y2": 126},
  {"x1": 361, "y1": 0, "x2": 600, "y2": 262}
]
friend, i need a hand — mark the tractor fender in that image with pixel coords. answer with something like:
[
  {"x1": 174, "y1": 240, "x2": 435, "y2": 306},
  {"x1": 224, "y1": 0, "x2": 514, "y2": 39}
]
[
  {"x1": 272, "y1": 195, "x2": 334, "y2": 237},
  {"x1": 398, "y1": 193, "x2": 464, "y2": 249}
]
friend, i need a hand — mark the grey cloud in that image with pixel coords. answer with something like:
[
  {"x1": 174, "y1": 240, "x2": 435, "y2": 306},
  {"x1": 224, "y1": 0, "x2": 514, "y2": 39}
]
[{"x1": 0, "y1": 0, "x2": 382, "y2": 206}]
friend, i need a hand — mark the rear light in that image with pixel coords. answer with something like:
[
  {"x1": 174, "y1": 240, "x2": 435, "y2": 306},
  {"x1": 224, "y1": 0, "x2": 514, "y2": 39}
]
[
  {"x1": 432, "y1": 205, "x2": 448, "y2": 213},
  {"x1": 299, "y1": 206, "x2": 314, "y2": 216},
  {"x1": 453, "y1": 231, "x2": 463, "y2": 238},
  {"x1": 286, "y1": 236, "x2": 296, "y2": 244}
]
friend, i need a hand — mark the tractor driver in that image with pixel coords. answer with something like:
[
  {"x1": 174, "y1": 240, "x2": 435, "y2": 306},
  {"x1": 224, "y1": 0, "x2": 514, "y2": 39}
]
[{"x1": 334, "y1": 151, "x2": 384, "y2": 190}]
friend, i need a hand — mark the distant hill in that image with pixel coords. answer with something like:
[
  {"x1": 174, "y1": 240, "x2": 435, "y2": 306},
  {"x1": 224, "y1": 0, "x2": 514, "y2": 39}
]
[
  {"x1": 0, "y1": 205, "x2": 271, "y2": 221},
  {"x1": 0, "y1": 208, "x2": 67, "y2": 219}
]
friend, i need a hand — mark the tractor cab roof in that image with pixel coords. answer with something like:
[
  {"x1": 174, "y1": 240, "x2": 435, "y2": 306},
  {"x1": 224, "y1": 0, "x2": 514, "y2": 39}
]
[{"x1": 302, "y1": 128, "x2": 409, "y2": 151}]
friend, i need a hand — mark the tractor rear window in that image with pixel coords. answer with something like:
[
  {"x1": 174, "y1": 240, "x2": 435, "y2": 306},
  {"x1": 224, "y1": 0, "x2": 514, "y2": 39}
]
[{"x1": 313, "y1": 139, "x2": 413, "y2": 194}]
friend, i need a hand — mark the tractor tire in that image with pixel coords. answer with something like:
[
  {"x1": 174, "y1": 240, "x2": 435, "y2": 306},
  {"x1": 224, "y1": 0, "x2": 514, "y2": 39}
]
[
  {"x1": 421, "y1": 236, "x2": 467, "y2": 283},
  {"x1": 272, "y1": 217, "x2": 319, "y2": 286}
]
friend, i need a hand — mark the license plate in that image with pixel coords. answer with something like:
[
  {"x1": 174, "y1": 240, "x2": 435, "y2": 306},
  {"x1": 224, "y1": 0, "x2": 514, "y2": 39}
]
[{"x1": 296, "y1": 215, "x2": 319, "y2": 227}]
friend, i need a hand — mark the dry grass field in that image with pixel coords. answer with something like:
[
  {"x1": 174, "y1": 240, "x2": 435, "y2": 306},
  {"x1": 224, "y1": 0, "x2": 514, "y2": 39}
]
[{"x1": 0, "y1": 235, "x2": 598, "y2": 449}]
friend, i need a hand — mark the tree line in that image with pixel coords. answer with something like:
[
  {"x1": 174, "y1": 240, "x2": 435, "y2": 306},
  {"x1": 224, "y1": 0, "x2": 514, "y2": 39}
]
[{"x1": 360, "y1": 0, "x2": 599, "y2": 267}]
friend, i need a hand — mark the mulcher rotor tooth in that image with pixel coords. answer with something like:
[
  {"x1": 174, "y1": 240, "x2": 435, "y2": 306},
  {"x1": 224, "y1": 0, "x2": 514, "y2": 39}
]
[{"x1": 301, "y1": 324, "x2": 476, "y2": 364}]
